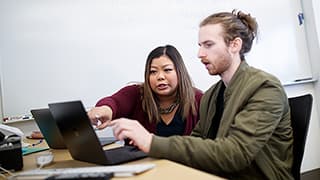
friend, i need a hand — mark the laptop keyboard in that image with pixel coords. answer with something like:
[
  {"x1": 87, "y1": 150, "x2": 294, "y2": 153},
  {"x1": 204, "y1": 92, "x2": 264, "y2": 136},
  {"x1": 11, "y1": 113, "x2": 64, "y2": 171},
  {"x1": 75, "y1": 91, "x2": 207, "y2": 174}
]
[
  {"x1": 15, "y1": 163, "x2": 156, "y2": 177},
  {"x1": 104, "y1": 146, "x2": 147, "y2": 164}
]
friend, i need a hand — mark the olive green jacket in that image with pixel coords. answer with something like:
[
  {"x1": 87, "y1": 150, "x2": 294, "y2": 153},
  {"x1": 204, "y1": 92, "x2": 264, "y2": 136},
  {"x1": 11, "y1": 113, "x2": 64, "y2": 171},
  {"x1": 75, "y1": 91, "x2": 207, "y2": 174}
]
[{"x1": 149, "y1": 62, "x2": 293, "y2": 180}]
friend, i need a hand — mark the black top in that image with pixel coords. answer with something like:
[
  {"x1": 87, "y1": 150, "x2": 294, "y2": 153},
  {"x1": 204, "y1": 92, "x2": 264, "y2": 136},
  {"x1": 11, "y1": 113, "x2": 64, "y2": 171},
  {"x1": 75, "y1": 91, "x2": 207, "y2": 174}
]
[
  {"x1": 157, "y1": 112, "x2": 185, "y2": 137},
  {"x1": 208, "y1": 84, "x2": 225, "y2": 139}
]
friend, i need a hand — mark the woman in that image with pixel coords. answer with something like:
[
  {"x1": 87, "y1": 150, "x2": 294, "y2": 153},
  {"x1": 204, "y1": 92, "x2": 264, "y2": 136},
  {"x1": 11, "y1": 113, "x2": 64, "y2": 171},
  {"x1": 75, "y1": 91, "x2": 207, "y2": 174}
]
[{"x1": 88, "y1": 45, "x2": 202, "y2": 136}]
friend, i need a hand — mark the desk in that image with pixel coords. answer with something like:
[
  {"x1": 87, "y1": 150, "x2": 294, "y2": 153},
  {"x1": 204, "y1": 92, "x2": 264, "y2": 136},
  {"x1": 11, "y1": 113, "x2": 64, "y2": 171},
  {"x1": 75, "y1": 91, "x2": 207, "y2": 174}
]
[{"x1": 15, "y1": 139, "x2": 224, "y2": 180}]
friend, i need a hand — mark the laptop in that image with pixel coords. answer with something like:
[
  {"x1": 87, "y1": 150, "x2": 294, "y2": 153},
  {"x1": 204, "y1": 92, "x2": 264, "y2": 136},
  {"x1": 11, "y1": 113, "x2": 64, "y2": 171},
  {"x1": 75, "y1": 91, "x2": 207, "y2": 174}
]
[
  {"x1": 30, "y1": 108, "x2": 66, "y2": 149},
  {"x1": 30, "y1": 108, "x2": 116, "y2": 149},
  {"x1": 48, "y1": 100, "x2": 147, "y2": 165}
]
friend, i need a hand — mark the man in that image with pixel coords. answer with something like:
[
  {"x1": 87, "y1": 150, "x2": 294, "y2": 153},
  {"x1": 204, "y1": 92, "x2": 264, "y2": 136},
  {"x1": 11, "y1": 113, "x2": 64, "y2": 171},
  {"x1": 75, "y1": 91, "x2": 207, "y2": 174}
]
[{"x1": 110, "y1": 10, "x2": 293, "y2": 180}]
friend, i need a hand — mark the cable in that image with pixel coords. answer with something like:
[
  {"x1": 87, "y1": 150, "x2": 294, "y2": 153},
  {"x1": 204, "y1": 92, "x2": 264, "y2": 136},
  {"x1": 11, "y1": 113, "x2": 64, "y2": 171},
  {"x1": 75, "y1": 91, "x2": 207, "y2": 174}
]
[{"x1": 0, "y1": 166, "x2": 14, "y2": 176}]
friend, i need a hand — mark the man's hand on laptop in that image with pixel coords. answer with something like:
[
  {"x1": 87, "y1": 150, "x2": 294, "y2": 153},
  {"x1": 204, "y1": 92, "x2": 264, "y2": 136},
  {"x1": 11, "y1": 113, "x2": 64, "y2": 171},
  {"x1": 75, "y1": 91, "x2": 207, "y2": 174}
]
[
  {"x1": 110, "y1": 118, "x2": 152, "y2": 153},
  {"x1": 87, "y1": 106, "x2": 113, "y2": 129}
]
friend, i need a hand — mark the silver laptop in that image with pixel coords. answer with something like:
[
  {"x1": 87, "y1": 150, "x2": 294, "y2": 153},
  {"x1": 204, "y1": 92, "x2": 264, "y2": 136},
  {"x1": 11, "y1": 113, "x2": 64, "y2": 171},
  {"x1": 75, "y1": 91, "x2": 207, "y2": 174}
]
[{"x1": 48, "y1": 100, "x2": 147, "y2": 165}]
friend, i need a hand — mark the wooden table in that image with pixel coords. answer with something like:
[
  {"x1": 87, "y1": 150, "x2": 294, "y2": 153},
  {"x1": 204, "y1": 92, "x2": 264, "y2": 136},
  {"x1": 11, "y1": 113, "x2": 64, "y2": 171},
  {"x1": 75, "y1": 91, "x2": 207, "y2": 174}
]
[{"x1": 11, "y1": 139, "x2": 225, "y2": 180}]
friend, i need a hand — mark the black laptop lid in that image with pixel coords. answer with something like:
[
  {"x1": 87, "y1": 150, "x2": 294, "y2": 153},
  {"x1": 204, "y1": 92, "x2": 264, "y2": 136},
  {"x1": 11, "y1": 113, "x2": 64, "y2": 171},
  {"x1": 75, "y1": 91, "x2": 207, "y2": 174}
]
[
  {"x1": 30, "y1": 108, "x2": 66, "y2": 149},
  {"x1": 48, "y1": 101, "x2": 109, "y2": 164}
]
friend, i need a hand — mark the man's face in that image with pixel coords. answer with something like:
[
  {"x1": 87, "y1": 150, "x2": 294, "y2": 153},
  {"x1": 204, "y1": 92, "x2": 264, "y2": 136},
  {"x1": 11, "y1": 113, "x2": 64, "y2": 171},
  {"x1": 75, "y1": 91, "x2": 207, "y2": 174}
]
[{"x1": 197, "y1": 24, "x2": 233, "y2": 76}]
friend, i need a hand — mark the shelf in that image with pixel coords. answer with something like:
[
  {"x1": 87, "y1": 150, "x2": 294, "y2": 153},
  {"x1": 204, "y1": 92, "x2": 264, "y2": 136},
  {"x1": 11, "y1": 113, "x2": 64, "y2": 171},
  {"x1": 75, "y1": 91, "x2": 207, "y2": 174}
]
[
  {"x1": 283, "y1": 78, "x2": 318, "y2": 86},
  {"x1": 3, "y1": 118, "x2": 34, "y2": 124}
]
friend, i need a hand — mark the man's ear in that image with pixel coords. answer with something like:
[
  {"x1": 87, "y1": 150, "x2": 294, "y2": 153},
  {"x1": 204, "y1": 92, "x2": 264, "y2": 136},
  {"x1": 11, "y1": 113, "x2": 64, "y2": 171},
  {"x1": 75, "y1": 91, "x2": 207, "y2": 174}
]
[{"x1": 229, "y1": 37, "x2": 242, "y2": 53}]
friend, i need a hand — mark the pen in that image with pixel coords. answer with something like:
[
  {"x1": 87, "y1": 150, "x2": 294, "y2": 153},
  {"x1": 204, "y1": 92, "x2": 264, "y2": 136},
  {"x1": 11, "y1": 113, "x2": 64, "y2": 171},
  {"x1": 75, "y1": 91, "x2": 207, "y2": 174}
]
[{"x1": 294, "y1": 78, "x2": 313, "y2": 82}]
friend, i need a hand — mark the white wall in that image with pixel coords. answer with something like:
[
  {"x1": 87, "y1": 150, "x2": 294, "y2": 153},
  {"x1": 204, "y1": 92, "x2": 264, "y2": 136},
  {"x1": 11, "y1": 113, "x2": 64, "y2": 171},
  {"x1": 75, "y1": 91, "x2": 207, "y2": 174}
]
[
  {"x1": 313, "y1": 0, "x2": 320, "y2": 39},
  {"x1": 0, "y1": 0, "x2": 313, "y2": 118}
]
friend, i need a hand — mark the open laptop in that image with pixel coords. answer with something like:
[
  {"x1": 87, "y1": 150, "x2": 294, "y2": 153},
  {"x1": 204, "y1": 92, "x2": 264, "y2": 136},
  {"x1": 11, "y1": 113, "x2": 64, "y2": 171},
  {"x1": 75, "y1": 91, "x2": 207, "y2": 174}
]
[
  {"x1": 30, "y1": 108, "x2": 116, "y2": 149},
  {"x1": 30, "y1": 108, "x2": 66, "y2": 149},
  {"x1": 48, "y1": 101, "x2": 147, "y2": 165}
]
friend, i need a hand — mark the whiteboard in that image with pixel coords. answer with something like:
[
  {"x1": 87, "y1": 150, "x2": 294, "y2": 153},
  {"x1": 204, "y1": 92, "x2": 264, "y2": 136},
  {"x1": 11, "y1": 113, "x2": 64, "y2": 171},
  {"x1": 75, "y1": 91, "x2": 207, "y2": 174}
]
[{"x1": 0, "y1": 0, "x2": 313, "y2": 118}]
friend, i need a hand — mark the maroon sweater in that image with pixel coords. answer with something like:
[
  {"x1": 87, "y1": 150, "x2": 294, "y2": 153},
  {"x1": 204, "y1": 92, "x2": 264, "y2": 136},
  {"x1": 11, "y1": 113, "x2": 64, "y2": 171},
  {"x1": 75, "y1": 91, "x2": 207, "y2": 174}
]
[{"x1": 96, "y1": 84, "x2": 203, "y2": 135}]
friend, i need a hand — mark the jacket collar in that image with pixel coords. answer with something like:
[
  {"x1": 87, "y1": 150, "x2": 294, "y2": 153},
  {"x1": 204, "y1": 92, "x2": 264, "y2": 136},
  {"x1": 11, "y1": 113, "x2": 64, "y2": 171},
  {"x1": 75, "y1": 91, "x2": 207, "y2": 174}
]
[{"x1": 224, "y1": 61, "x2": 249, "y2": 97}]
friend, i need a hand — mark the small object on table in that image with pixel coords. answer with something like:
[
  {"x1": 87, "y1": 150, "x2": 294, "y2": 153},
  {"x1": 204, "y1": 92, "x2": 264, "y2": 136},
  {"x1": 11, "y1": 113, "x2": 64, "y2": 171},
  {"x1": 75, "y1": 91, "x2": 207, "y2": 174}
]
[{"x1": 27, "y1": 130, "x2": 44, "y2": 139}]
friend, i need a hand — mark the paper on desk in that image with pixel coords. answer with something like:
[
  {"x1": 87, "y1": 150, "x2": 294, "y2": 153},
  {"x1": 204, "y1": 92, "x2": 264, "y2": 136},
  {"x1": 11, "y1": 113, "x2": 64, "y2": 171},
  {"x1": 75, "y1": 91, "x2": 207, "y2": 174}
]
[
  {"x1": 94, "y1": 126, "x2": 114, "y2": 138},
  {"x1": 94, "y1": 126, "x2": 124, "y2": 145},
  {"x1": 22, "y1": 141, "x2": 30, "y2": 148}
]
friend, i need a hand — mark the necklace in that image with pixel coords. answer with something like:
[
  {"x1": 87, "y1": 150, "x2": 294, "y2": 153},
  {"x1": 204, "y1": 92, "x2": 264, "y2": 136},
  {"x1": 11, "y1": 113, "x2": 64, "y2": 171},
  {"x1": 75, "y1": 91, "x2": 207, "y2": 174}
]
[{"x1": 158, "y1": 101, "x2": 179, "y2": 114}]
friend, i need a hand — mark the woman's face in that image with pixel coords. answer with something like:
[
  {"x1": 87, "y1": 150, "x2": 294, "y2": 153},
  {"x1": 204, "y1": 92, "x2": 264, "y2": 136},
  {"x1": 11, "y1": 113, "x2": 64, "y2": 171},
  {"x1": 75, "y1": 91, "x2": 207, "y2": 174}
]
[{"x1": 149, "y1": 56, "x2": 178, "y2": 98}]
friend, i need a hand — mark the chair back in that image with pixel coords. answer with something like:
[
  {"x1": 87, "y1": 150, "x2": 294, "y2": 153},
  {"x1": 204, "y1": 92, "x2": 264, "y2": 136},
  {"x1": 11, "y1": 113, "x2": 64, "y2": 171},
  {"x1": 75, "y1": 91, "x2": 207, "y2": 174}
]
[{"x1": 289, "y1": 94, "x2": 313, "y2": 180}]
